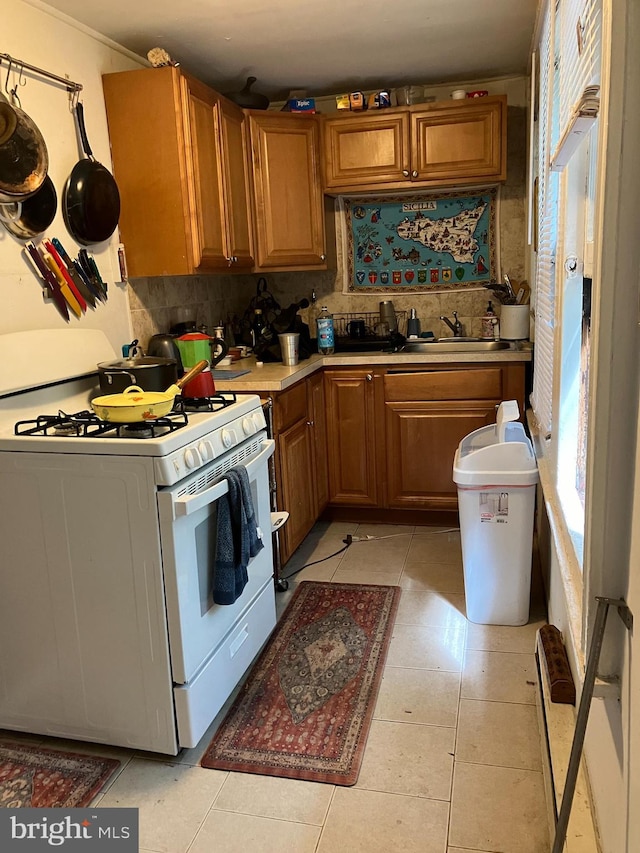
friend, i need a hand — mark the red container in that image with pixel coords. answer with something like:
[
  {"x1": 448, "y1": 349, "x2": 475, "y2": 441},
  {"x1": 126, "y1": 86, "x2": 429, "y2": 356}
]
[
  {"x1": 467, "y1": 90, "x2": 489, "y2": 98},
  {"x1": 181, "y1": 368, "x2": 216, "y2": 398}
]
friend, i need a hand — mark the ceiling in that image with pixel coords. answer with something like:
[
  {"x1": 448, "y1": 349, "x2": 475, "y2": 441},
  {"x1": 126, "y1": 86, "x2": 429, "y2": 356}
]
[{"x1": 42, "y1": 0, "x2": 538, "y2": 101}]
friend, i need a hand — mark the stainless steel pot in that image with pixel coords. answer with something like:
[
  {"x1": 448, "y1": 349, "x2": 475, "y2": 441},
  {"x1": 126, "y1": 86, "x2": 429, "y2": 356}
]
[
  {"x1": 0, "y1": 175, "x2": 56, "y2": 239},
  {"x1": 97, "y1": 356, "x2": 178, "y2": 393},
  {"x1": 0, "y1": 92, "x2": 48, "y2": 203}
]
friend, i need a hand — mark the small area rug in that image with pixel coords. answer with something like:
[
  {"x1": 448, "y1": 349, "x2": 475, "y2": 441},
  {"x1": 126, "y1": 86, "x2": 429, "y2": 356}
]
[
  {"x1": 0, "y1": 740, "x2": 120, "y2": 808},
  {"x1": 202, "y1": 581, "x2": 400, "y2": 785}
]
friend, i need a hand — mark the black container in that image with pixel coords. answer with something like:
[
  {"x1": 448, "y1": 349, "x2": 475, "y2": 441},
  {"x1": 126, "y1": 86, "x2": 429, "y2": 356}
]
[
  {"x1": 97, "y1": 357, "x2": 178, "y2": 393},
  {"x1": 147, "y1": 334, "x2": 184, "y2": 374}
]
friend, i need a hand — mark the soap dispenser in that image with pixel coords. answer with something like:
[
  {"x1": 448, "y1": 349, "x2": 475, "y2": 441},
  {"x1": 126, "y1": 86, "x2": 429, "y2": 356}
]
[
  {"x1": 406, "y1": 308, "x2": 421, "y2": 338},
  {"x1": 481, "y1": 301, "x2": 498, "y2": 340}
]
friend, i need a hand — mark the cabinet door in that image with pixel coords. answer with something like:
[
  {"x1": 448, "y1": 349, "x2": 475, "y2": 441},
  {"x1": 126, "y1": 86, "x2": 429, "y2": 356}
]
[
  {"x1": 324, "y1": 370, "x2": 378, "y2": 506},
  {"x1": 322, "y1": 111, "x2": 410, "y2": 190},
  {"x1": 103, "y1": 67, "x2": 193, "y2": 277},
  {"x1": 181, "y1": 76, "x2": 228, "y2": 270},
  {"x1": 385, "y1": 401, "x2": 498, "y2": 509},
  {"x1": 411, "y1": 97, "x2": 506, "y2": 183},
  {"x1": 103, "y1": 67, "x2": 252, "y2": 276},
  {"x1": 277, "y1": 418, "x2": 317, "y2": 562},
  {"x1": 307, "y1": 372, "x2": 329, "y2": 514},
  {"x1": 217, "y1": 100, "x2": 254, "y2": 269},
  {"x1": 249, "y1": 113, "x2": 327, "y2": 268}
]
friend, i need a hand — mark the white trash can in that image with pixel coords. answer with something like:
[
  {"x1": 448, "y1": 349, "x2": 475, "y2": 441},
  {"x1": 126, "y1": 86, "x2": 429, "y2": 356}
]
[{"x1": 453, "y1": 400, "x2": 539, "y2": 626}]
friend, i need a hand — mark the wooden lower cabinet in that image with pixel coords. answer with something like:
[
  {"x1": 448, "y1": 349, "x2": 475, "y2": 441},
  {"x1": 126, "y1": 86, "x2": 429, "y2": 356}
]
[
  {"x1": 277, "y1": 417, "x2": 316, "y2": 561},
  {"x1": 384, "y1": 401, "x2": 498, "y2": 509},
  {"x1": 323, "y1": 369, "x2": 380, "y2": 506},
  {"x1": 308, "y1": 371, "x2": 329, "y2": 513},
  {"x1": 252, "y1": 360, "x2": 525, "y2": 565},
  {"x1": 271, "y1": 375, "x2": 329, "y2": 565},
  {"x1": 324, "y1": 363, "x2": 525, "y2": 513}
]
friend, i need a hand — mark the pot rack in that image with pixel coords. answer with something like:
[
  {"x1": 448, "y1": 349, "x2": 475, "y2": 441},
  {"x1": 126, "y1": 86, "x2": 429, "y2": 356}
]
[{"x1": 0, "y1": 52, "x2": 82, "y2": 99}]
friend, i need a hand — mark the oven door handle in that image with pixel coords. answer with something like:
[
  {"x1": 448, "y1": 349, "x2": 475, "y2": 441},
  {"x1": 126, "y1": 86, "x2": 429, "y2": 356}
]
[{"x1": 172, "y1": 439, "x2": 275, "y2": 518}]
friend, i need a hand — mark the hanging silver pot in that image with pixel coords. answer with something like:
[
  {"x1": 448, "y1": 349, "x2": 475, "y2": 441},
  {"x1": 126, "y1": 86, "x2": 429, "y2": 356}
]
[
  {"x1": 0, "y1": 174, "x2": 56, "y2": 239},
  {"x1": 0, "y1": 91, "x2": 49, "y2": 203}
]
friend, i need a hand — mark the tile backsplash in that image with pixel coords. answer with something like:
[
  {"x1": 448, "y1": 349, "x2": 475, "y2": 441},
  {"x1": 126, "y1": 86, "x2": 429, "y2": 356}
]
[{"x1": 129, "y1": 105, "x2": 527, "y2": 348}]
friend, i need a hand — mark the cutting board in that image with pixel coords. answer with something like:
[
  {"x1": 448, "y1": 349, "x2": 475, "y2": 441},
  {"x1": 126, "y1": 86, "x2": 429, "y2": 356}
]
[{"x1": 211, "y1": 369, "x2": 251, "y2": 380}]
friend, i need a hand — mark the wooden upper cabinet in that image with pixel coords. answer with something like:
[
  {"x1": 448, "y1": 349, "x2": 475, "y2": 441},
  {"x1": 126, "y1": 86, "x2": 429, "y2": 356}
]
[
  {"x1": 216, "y1": 98, "x2": 254, "y2": 268},
  {"x1": 102, "y1": 67, "x2": 253, "y2": 277},
  {"x1": 411, "y1": 98, "x2": 506, "y2": 183},
  {"x1": 321, "y1": 95, "x2": 507, "y2": 194},
  {"x1": 322, "y1": 111, "x2": 411, "y2": 189},
  {"x1": 248, "y1": 113, "x2": 328, "y2": 270}
]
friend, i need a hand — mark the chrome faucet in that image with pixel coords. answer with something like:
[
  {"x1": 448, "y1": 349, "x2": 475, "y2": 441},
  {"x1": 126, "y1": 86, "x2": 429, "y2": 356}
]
[{"x1": 440, "y1": 311, "x2": 465, "y2": 337}]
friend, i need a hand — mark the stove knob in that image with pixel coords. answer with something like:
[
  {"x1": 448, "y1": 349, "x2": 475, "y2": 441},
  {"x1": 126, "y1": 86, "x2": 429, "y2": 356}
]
[
  {"x1": 242, "y1": 417, "x2": 256, "y2": 436},
  {"x1": 252, "y1": 411, "x2": 264, "y2": 430},
  {"x1": 198, "y1": 440, "x2": 214, "y2": 462},
  {"x1": 221, "y1": 428, "x2": 235, "y2": 448},
  {"x1": 184, "y1": 446, "x2": 202, "y2": 469}
]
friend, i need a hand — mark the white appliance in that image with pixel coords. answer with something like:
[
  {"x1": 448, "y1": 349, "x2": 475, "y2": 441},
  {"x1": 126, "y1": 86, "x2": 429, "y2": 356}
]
[{"x1": 0, "y1": 329, "x2": 276, "y2": 754}]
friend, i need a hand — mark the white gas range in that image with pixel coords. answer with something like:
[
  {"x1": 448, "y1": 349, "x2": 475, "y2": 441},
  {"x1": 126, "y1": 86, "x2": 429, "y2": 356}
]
[{"x1": 0, "y1": 329, "x2": 276, "y2": 754}]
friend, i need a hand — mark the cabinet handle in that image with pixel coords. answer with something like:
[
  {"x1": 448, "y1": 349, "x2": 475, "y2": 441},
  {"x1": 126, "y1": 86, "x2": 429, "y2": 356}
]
[
  {"x1": 320, "y1": 254, "x2": 326, "y2": 262},
  {"x1": 306, "y1": 420, "x2": 314, "y2": 427},
  {"x1": 402, "y1": 169, "x2": 410, "y2": 177},
  {"x1": 411, "y1": 170, "x2": 418, "y2": 178},
  {"x1": 366, "y1": 373, "x2": 373, "y2": 382}
]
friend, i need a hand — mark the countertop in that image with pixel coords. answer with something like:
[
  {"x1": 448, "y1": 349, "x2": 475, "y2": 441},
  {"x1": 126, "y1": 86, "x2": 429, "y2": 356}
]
[{"x1": 213, "y1": 345, "x2": 532, "y2": 392}]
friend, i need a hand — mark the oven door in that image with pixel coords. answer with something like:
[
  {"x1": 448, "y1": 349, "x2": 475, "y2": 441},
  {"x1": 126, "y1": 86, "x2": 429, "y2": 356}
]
[{"x1": 157, "y1": 436, "x2": 275, "y2": 685}]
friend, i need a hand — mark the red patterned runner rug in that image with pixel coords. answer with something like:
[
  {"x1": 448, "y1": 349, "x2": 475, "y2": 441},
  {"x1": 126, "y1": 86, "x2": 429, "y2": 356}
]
[
  {"x1": 202, "y1": 581, "x2": 400, "y2": 785},
  {"x1": 0, "y1": 740, "x2": 120, "y2": 808}
]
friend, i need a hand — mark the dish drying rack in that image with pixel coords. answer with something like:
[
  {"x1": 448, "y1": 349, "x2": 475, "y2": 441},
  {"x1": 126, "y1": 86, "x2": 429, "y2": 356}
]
[{"x1": 332, "y1": 311, "x2": 408, "y2": 337}]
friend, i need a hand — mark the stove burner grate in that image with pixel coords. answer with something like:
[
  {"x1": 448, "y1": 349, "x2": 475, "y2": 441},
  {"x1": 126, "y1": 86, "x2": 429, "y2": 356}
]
[
  {"x1": 15, "y1": 409, "x2": 189, "y2": 438},
  {"x1": 181, "y1": 393, "x2": 238, "y2": 412},
  {"x1": 14, "y1": 392, "x2": 240, "y2": 438}
]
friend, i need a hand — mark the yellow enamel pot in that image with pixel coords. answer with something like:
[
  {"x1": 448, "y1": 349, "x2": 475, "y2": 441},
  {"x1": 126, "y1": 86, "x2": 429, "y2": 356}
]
[{"x1": 91, "y1": 360, "x2": 208, "y2": 422}]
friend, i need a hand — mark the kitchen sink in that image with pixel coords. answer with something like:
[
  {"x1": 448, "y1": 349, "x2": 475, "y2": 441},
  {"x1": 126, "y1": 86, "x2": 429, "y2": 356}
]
[{"x1": 399, "y1": 337, "x2": 512, "y2": 353}]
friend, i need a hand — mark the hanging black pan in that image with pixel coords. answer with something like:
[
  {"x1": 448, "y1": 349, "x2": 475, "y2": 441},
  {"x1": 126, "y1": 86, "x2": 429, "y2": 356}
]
[{"x1": 63, "y1": 101, "x2": 120, "y2": 246}]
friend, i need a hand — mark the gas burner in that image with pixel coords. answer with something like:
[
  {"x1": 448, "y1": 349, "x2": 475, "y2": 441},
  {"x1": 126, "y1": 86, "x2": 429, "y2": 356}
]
[
  {"x1": 15, "y1": 409, "x2": 189, "y2": 438},
  {"x1": 119, "y1": 423, "x2": 155, "y2": 439},
  {"x1": 182, "y1": 393, "x2": 237, "y2": 413},
  {"x1": 54, "y1": 420, "x2": 83, "y2": 437}
]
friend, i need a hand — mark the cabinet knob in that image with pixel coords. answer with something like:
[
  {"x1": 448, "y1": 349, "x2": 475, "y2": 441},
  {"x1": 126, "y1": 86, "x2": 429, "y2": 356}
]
[
  {"x1": 366, "y1": 373, "x2": 373, "y2": 382},
  {"x1": 306, "y1": 420, "x2": 314, "y2": 427},
  {"x1": 320, "y1": 254, "x2": 326, "y2": 262},
  {"x1": 411, "y1": 170, "x2": 418, "y2": 179},
  {"x1": 402, "y1": 169, "x2": 410, "y2": 177}
]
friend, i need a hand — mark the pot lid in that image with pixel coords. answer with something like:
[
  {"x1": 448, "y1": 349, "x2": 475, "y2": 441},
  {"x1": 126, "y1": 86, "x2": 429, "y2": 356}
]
[{"x1": 97, "y1": 357, "x2": 176, "y2": 369}]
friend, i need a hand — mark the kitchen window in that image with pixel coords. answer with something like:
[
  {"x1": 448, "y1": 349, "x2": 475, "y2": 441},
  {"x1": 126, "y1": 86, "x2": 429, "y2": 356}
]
[{"x1": 530, "y1": 0, "x2": 601, "y2": 574}]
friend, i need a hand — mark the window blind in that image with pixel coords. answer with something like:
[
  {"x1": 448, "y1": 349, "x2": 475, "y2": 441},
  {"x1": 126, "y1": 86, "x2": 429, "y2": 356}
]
[
  {"x1": 557, "y1": 0, "x2": 601, "y2": 138},
  {"x1": 531, "y1": 0, "x2": 557, "y2": 438},
  {"x1": 530, "y1": 0, "x2": 601, "y2": 438}
]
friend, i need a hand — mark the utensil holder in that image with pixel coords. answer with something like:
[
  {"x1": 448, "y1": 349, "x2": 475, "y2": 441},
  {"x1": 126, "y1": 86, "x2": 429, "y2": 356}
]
[{"x1": 500, "y1": 305, "x2": 530, "y2": 340}]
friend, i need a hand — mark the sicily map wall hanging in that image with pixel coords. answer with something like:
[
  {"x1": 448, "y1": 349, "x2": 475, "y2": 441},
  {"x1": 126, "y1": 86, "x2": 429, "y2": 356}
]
[{"x1": 344, "y1": 187, "x2": 499, "y2": 293}]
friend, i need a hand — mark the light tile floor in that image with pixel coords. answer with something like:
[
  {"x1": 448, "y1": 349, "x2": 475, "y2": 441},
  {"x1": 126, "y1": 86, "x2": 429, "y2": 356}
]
[{"x1": 7, "y1": 522, "x2": 551, "y2": 852}]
